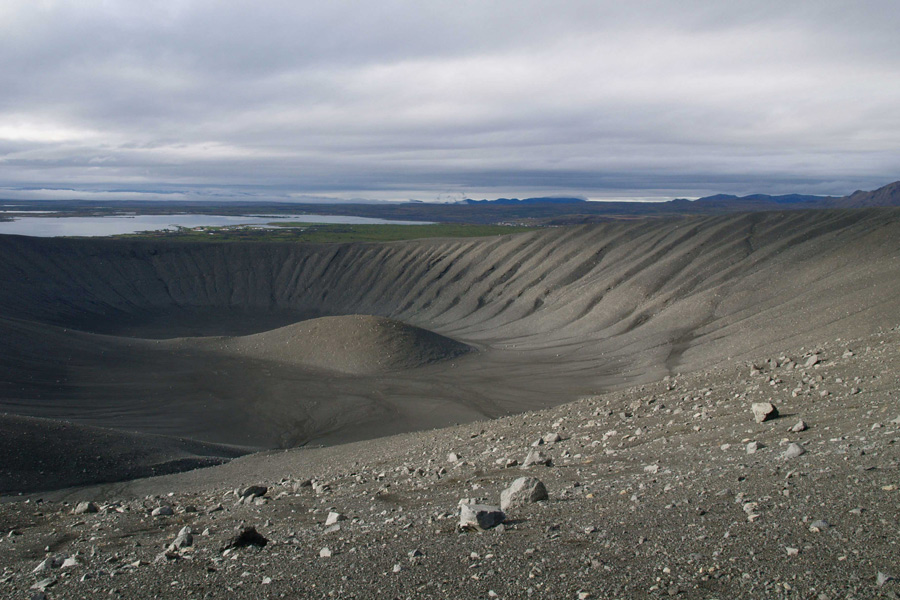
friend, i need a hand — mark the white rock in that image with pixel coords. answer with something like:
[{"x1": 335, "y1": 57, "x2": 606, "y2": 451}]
[
  {"x1": 783, "y1": 443, "x2": 806, "y2": 459},
  {"x1": 751, "y1": 402, "x2": 778, "y2": 423},
  {"x1": 789, "y1": 420, "x2": 808, "y2": 433},
  {"x1": 500, "y1": 477, "x2": 549, "y2": 510},
  {"x1": 521, "y1": 449, "x2": 552, "y2": 468},
  {"x1": 324, "y1": 512, "x2": 346, "y2": 526}
]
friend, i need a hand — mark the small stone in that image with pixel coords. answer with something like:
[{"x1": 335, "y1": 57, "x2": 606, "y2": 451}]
[
  {"x1": 459, "y1": 504, "x2": 505, "y2": 531},
  {"x1": 809, "y1": 520, "x2": 830, "y2": 532},
  {"x1": 877, "y1": 572, "x2": 894, "y2": 587},
  {"x1": 319, "y1": 547, "x2": 332, "y2": 558},
  {"x1": 60, "y1": 556, "x2": 80, "y2": 569},
  {"x1": 33, "y1": 556, "x2": 65, "y2": 574},
  {"x1": 500, "y1": 477, "x2": 549, "y2": 510},
  {"x1": 790, "y1": 420, "x2": 808, "y2": 433},
  {"x1": 804, "y1": 354, "x2": 820, "y2": 368},
  {"x1": 783, "y1": 443, "x2": 806, "y2": 459},
  {"x1": 31, "y1": 579, "x2": 55, "y2": 592},
  {"x1": 751, "y1": 402, "x2": 778, "y2": 423},
  {"x1": 447, "y1": 452, "x2": 461, "y2": 463},
  {"x1": 746, "y1": 441, "x2": 763, "y2": 454},
  {"x1": 408, "y1": 549, "x2": 424, "y2": 558},
  {"x1": 544, "y1": 432, "x2": 564, "y2": 444},
  {"x1": 223, "y1": 526, "x2": 268, "y2": 550},
  {"x1": 169, "y1": 526, "x2": 193, "y2": 551},
  {"x1": 73, "y1": 501, "x2": 98, "y2": 515},
  {"x1": 324, "y1": 512, "x2": 346, "y2": 527},
  {"x1": 262, "y1": 576, "x2": 272, "y2": 585},
  {"x1": 151, "y1": 506, "x2": 174, "y2": 517},
  {"x1": 786, "y1": 547, "x2": 799, "y2": 556},
  {"x1": 239, "y1": 485, "x2": 268, "y2": 500},
  {"x1": 392, "y1": 563, "x2": 402, "y2": 573},
  {"x1": 521, "y1": 449, "x2": 552, "y2": 468}
]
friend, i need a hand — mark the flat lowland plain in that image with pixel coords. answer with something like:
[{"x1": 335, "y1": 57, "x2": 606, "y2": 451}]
[
  {"x1": 0, "y1": 209, "x2": 899, "y2": 599},
  {"x1": 116, "y1": 223, "x2": 538, "y2": 243}
]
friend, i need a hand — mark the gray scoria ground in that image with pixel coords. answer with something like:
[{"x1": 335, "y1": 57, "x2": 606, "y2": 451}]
[{"x1": 1, "y1": 326, "x2": 898, "y2": 599}]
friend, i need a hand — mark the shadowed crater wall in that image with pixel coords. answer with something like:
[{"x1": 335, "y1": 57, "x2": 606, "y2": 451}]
[{"x1": 2, "y1": 209, "x2": 900, "y2": 491}]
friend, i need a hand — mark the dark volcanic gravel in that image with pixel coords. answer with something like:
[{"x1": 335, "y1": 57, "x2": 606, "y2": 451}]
[{"x1": 2, "y1": 327, "x2": 898, "y2": 599}]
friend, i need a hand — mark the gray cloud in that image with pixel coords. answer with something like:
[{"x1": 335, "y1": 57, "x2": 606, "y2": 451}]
[{"x1": 1, "y1": 1, "x2": 898, "y2": 201}]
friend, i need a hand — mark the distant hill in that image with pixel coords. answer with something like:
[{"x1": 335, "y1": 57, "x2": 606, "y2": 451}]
[{"x1": 830, "y1": 181, "x2": 900, "y2": 208}]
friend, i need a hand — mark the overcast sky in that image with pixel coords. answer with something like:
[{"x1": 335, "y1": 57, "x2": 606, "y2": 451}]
[{"x1": 1, "y1": 1, "x2": 898, "y2": 202}]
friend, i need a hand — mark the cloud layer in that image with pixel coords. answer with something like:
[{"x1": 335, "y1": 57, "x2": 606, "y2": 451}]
[{"x1": 1, "y1": 1, "x2": 898, "y2": 201}]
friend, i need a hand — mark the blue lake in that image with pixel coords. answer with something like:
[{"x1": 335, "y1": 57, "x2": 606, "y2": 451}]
[{"x1": 0, "y1": 214, "x2": 431, "y2": 237}]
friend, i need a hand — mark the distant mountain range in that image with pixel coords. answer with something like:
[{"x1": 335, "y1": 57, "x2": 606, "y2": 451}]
[
  {"x1": 460, "y1": 181, "x2": 900, "y2": 210},
  {"x1": 3, "y1": 181, "x2": 898, "y2": 226}
]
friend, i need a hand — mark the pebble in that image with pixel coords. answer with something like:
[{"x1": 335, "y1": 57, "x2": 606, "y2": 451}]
[
  {"x1": 782, "y1": 443, "x2": 806, "y2": 459},
  {"x1": 790, "y1": 420, "x2": 808, "y2": 433},
  {"x1": 809, "y1": 520, "x2": 830, "y2": 532}
]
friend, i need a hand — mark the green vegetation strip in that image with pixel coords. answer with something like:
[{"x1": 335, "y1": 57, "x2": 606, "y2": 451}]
[{"x1": 113, "y1": 223, "x2": 537, "y2": 243}]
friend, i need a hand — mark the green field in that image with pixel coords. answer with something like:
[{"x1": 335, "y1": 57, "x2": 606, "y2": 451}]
[{"x1": 114, "y1": 222, "x2": 537, "y2": 243}]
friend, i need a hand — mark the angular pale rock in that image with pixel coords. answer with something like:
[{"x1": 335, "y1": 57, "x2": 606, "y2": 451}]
[
  {"x1": 521, "y1": 449, "x2": 552, "y2": 468},
  {"x1": 324, "y1": 512, "x2": 346, "y2": 527},
  {"x1": 790, "y1": 420, "x2": 808, "y2": 433},
  {"x1": 804, "y1": 355, "x2": 820, "y2": 368},
  {"x1": 459, "y1": 503, "x2": 506, "y2": 531},
  {"x1": 60, "y1": 557, "x2": 80, "y2": 569},
  {"x1": 782, "y1": 443, "x2": 806, "y2": 459},
  {"x1": 447, "y1": 452, "x2": 461, "y2": 463},
  {"x1": 877, "y1": 572, "x2": 894, "y2": 587},
  {"x1": 169, "y1": 526, "x2": 193, "y2": 551},
  {"x1": 500, "y1": 477, "x2": 549, "y2": 510},
  {"x1": 319, "y1": 547, "x2": 332, "y2": 558},
  {"x1": 33, "y1": 556, "x2": 65, "y2": 574},
  {"x1": 544, "y1": 432, "x2": 564, "y2": 444},
  {"x1": 751, "y1": 402, "x2": 778, "y2": 423},
  {"x1": 73, "y1": 501, "x2": 98, "y2": 515},
  {"x1": 746, "y1": 441, "x2": 764, "y2": 454},
  {"x1": 151, "y1": 506, "x2": 174, "y2": 517}
]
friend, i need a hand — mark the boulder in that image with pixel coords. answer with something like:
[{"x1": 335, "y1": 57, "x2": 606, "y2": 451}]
[
  {"x1": 500, "y1": 477, "x2": 549, "y2": 510},
  {"x1": 751, "y1": 402, "x2": 778, "y2": 423},
  {"x1": 459, "y1": 503, "x2": 505, "y2": 531},
  {"x1": 521, "y1": 449, "x2": 552, "y2": 468},
  {"x1": 73, "y1": 501, "x2": 98, "y2": 515}
]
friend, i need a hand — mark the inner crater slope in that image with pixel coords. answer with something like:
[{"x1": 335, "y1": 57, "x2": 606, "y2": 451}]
[{"x1": 2, "y1": 209, "x2": 900, "y2": 491}]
